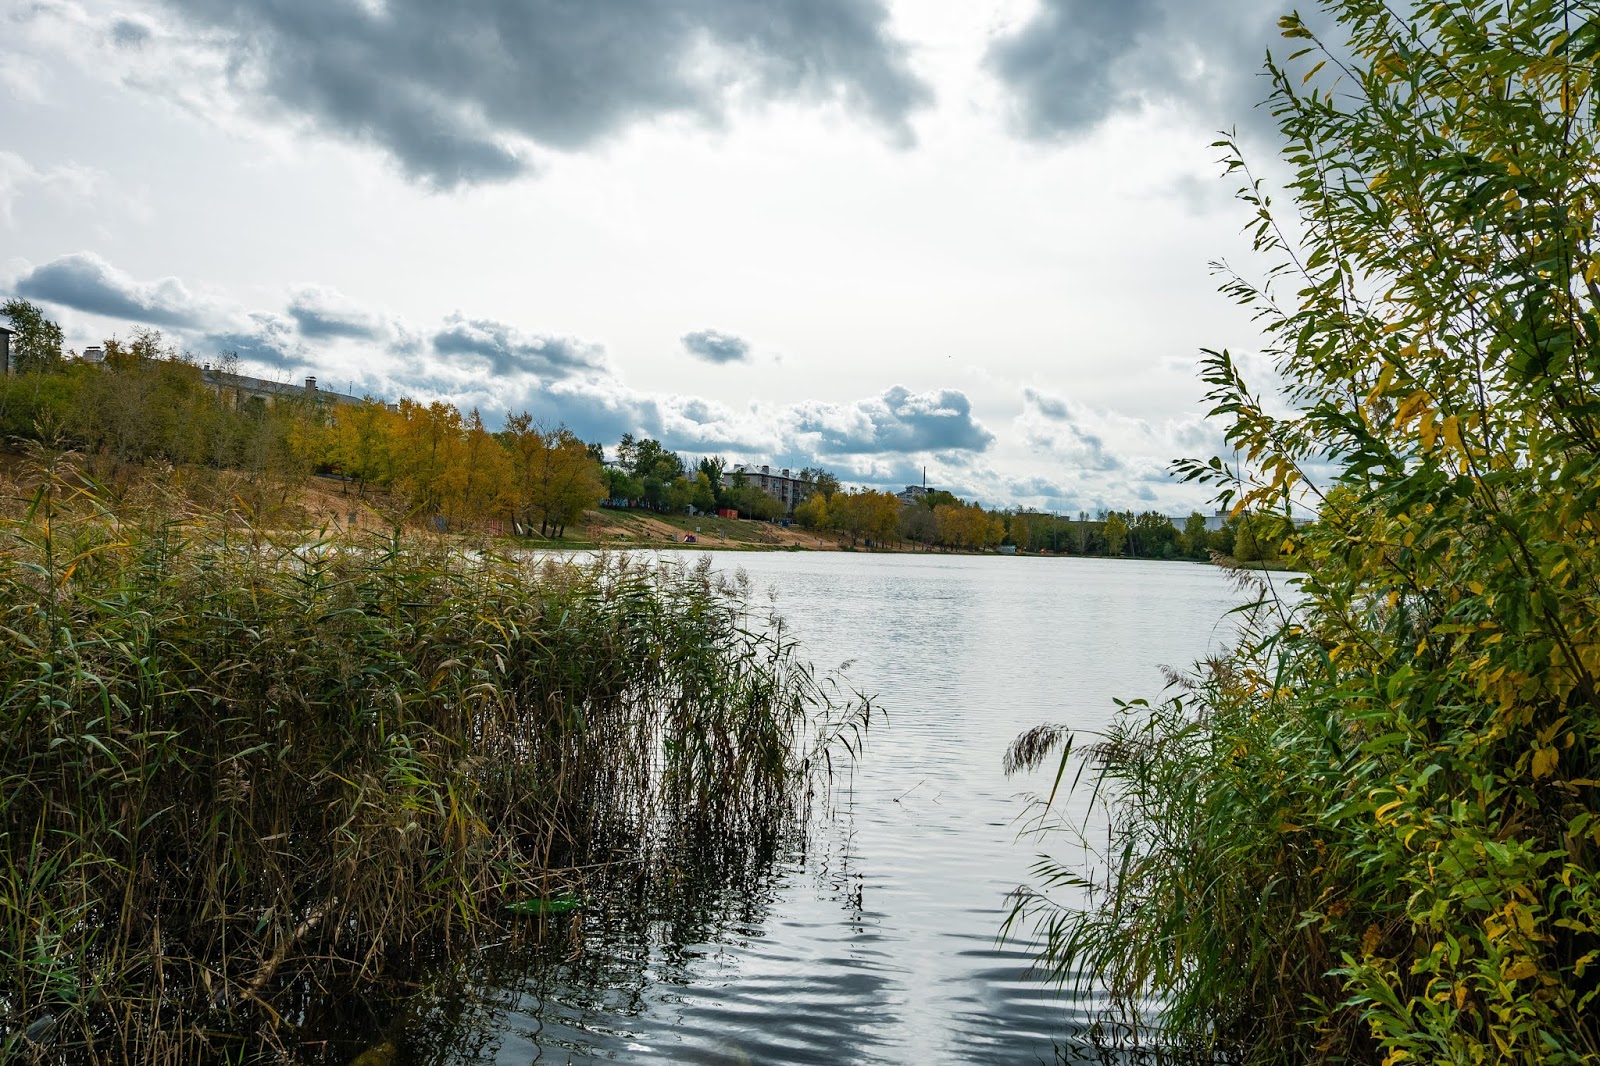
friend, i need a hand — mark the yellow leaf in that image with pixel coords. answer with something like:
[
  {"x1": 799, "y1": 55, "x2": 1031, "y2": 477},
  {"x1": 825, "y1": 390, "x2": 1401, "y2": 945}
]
[
  {"x1": 1532, "y1": 746, "x2": 1559, "y2": 779},
  {"x1": 1420, "y1": 410, "x2": 1439, "y2": 450},
  {"x1": 1442, "y1": 415, "x2": 1463, "y2": 453},
  {"x1": 1504, "y1": 959, "x2": 1538, "y2": 981},
  {"x1": 1395, "y1": 389, "x2": 1431, "y2": 425}
]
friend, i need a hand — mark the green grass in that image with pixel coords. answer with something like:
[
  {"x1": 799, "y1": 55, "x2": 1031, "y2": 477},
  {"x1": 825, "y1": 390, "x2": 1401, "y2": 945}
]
[{"x1": 0, "y1": 463, "x2": 869, "y2": 1062}]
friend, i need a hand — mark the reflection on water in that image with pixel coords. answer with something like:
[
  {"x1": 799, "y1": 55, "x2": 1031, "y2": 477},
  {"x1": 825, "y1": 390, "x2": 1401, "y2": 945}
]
[{"x1": 355, "y1": 553, "x2": 1247, "y2": 1065}]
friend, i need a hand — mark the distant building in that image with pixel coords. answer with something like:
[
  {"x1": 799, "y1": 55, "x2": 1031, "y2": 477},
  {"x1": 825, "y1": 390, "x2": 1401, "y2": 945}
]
[
  {"x1": 81, "y1": 345, "x2": 105, "y2": 363},
  {"x1": 896, "y1": 484, "x2": 935, "y2": 506},
  {"x1": 1167, "y1": 510, "x2": 1310, "y2": 531},
  {"x1": 0, "y1": 326, "x2": 13, "y2": 375},
  {"x1": 200, "y1": 367, "x2": 368, "y2": 409},
  {"x1": 722, "y1": 464, "x2": 812, "y2": 513}
]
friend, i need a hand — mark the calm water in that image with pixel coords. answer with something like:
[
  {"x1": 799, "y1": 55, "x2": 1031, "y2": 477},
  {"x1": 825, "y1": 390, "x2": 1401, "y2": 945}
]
[{"x1": 385, "y1": 552, "x2": 1252, "y2": 1064}]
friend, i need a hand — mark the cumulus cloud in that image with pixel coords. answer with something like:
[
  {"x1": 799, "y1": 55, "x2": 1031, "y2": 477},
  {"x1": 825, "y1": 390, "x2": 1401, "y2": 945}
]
[
  {"x1": 1022, "y1": 386, "x2": 1070, "y2": 421},
  {"x1": 1020, "y1": 387, "x2": 1121, "y2": 471},
  {"x1": 287, "y1": 285, "x2": 391, "y2": 341},
  {"x1": 986, "y1": 0, "x2": 1288, "y2": 140},
  {"x1": 681, "y1": 328, "x2": 752, "y2": 365},
  {"x1": 147, "y1": 0, "x2": 931, "y2": 187},
  {"x1": 432, "y1": 314, "x2": 607, "y2": 380},
  {"x1": 790, "y1": 385, "x2": 994, "y2": 455},
  {"x1": 14, "y1": 251, "x2": 208, "y2": 328},
  {"x1": 204, "y1": 312, "x2": 305, "y2": 370}
]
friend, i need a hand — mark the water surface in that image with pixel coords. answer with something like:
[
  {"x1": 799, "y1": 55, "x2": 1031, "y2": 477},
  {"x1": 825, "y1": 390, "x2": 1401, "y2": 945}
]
[{"x1": 397, "y1": 552, "x2": 1255, "y2": 1064}]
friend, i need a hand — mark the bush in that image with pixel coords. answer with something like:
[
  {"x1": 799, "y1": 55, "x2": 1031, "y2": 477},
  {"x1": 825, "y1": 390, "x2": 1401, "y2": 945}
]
[{"x1": 1010, "y1": 3, "x2": 1600, "y2": 1061}]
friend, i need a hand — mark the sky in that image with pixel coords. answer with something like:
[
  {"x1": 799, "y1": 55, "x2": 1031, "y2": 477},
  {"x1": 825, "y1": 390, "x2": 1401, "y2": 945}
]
[{"x1": 0, "y1": 0, "x2": 1316, "y2": 514}]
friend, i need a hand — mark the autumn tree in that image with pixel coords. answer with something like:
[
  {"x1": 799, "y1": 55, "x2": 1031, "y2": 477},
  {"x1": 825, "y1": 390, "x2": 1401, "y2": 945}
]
[
  {"x1": 444, "y1": 409, "x2": 514, "y2": 523},
  {"x1": 1101, "y1": 512, "x2": 1128, "y2": 557},
  {"x1": 793, "y1": 493, "x2": 828, "y2": 530},
  {"x1": 386, "y1": 400, "x2": 465, "y2": 517},
  {"x1": 503, "y1": 415, "x2": 603, "y2": 537},
  {"x1": 326, "y1": 400, "x2": 397, "y2": 495}
]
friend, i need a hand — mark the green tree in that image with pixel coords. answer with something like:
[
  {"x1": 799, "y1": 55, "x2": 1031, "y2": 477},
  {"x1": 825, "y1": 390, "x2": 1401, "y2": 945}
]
[
  {"x1": 1, "y1": 298, "x2": 64, "y2": 374},
  {"x1": 697, "y1": 456, "x2": 727, "y2": 505},
  {"x1": 799, "y1": 466, "x2": 840, "y2": 500},
  {"x1": 1179, "y1": 511, "x2": 1211, "y2": 560},
  {"x1": 690, "y1": 471, "x2": 716, "y2": 512},
  {"x1": 1128, "y1": 511, "x2": 1179, "y2": 559},
  {"x1": 604, "y1": 467, "x2": 644, "y2": 505}
]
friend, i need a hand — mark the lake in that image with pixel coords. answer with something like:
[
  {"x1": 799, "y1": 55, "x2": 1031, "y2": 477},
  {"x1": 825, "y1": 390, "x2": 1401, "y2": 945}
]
[{"x1": 376, "y1": 551, "x2": 1253, "y2": 1064}]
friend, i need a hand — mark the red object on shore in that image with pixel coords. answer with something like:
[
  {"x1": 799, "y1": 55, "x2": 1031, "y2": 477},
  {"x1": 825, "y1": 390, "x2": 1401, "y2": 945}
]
[{"x1": 716, "y1": 508, "x2": 739, "y2": 519}]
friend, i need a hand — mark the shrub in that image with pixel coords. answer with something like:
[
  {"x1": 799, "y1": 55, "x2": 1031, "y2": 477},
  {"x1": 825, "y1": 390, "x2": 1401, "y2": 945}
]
[{"x1": 1010, "y1": 2, "x2": 1600, "y2": 1061}]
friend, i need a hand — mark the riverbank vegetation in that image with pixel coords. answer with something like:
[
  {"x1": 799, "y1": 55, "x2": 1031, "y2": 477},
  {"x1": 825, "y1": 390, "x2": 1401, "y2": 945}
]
[
  {"x1": 1009, "y1": 2, "x2": 1600, "y2": 1062},
  {"x1": 2, "y1": 302, "x2": 1283, "y2": 562},
  {"x1": 0, "y1": 455, "x2": 868, "y2": 1061}
]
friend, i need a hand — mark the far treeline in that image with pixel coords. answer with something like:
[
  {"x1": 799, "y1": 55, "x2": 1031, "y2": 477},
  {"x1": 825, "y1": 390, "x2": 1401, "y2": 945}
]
[{"x1": 0, "y1": 303, "x2": 1280, "y2": 558}]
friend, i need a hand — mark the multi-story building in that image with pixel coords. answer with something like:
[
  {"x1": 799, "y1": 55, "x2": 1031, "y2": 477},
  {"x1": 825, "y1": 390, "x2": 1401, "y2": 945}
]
[
  {"x1": 200, "y1": 367, "x2": 371, "y2": 409},
  {"x1": 722, "y1": 464, "x2": 813, "y2": 513}
]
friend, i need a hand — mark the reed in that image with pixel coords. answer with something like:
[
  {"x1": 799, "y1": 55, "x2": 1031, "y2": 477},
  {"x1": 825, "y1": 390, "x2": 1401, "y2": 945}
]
[{"x1": 0, "y1": 460, "x2": 866, "y2": 1062}]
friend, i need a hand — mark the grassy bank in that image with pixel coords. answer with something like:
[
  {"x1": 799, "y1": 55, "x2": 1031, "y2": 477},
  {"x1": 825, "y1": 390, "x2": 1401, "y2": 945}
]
[{"x1": 0, "y1": 460, "x2": 867, "y2": 1062}]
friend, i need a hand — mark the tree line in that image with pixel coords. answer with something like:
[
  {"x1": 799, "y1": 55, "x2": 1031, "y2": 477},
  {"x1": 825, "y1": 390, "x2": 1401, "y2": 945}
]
[
  {"x1": 2, "y1": 299, "x2": 1277, "y2": 559},
  {"x1": 0, "y1": 313, "x2": 605, "y2": 534},
  {"x1": 795, "y1": 482, "x2": 1282, "y2": 560}
]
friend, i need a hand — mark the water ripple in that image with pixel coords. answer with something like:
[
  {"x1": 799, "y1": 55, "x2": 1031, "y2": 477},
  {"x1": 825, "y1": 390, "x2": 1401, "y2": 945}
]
[{"x1": 407, "y1": 553, "x2": 1245, "y2": 1065}]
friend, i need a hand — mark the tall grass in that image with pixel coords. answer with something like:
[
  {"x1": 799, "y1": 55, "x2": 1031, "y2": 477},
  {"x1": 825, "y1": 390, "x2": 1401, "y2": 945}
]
[
  {"x1": 1005, "y1": 568, "x2": 1322, "y2": 1062},
  {"x1": 0, "y1": 459, "x2": 867, "y2": 1062}
]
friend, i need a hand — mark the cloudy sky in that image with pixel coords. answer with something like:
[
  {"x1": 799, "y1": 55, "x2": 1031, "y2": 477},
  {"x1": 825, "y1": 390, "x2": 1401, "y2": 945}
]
[{"x1": 0, "y1": 0, "x2": 1312, "y2": 513}]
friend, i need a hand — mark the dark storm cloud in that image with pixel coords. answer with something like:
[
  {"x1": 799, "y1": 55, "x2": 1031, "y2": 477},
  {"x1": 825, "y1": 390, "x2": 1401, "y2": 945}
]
[
  {"x1": 15, "y1": 252, "x2": 205, "y2": 328},
  {"x1": 432, "y1": 314, "x2": 606, "y2": 379},
  {"x1": 986, "y1": 0, "x2": 1290, "y2": 139},
  {"x1": 155, "y1": 0, "x2": 931, "y2": 187},
  {"x1": 793, "y1": 385, "x2": 993, "y2": 455},
  {"x1": 681, "y1": 329, "x2": 751, "y2": 365}
]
